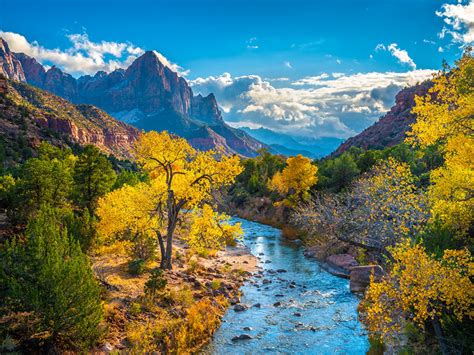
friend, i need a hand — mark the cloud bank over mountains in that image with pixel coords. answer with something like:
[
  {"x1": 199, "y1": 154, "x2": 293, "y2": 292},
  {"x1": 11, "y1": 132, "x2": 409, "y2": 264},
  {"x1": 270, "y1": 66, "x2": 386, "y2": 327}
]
[{"x1": 190, "y1": 70, "x2": 434, "y2": 138}]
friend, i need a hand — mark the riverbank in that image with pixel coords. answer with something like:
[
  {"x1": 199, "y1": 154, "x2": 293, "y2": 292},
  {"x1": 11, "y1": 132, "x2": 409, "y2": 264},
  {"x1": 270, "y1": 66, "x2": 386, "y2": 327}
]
[{"x1": 91, "y1": 239, "x2": 258, "y2": 352}]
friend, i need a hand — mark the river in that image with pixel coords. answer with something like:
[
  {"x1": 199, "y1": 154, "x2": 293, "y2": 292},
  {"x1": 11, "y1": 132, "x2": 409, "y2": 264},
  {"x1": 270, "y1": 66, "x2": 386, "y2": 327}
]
[{"x1": 204, "y1": 217, "x2": 369, "y2": 354}]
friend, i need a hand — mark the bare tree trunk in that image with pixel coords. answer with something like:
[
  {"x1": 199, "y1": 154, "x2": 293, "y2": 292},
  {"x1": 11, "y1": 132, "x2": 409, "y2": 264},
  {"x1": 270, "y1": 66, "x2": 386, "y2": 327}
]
[
  {"x1": 432, "y1": 317, "x2": 449, "y2": 355},
  {"x1": 162, "y1": 190, "x2": 177, "y2": 270},
  {"x1": 156, "y1": 231, "x2": 167, "y2": 269}
]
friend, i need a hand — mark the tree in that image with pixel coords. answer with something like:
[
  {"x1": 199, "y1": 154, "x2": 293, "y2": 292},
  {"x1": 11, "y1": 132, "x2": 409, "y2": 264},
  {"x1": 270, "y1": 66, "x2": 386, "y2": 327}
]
[
  {"x1": 268, "y1": 154, "x2": 318, "y2": 203},
  {"x1": 73, "y1": 145, "x2": 116, "y2": 214},
  {"x1": 407, "y1": 50, "x2": 474, "y2": 234},
  {"x1": 16, "y1": 143, "x2": 75, "y2": 219},
  {"x1": 292, "y1": 158, "x2": 429, "y2": 256},
  {"x1": 185, "y1": 204, "x2": 243, "y2": 253},
  {"x1": 363, "y1": 240, "x2": 473, "y2": 346},
  {"x1": 97, "y1": 131, "x2": 243, "y2": 269},
  {"x1": 317, "y1": 152, "x2": 360, "y2": 192},
  {"x1": 0, "y1": 206, "x2": 102, "y2": 350}
]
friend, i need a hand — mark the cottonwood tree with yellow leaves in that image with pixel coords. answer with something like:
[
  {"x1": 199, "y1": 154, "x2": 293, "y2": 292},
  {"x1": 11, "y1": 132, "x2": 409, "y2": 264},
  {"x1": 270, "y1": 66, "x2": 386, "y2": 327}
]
[
  {"x1": 268, "y1": 154, "x2": 318, "y2": 204},
  {"x1": 97, "y1": 131, "x2": 243, "y2": 269},
  {"x1": 407, "y1": 49, "x2": 474, "y2": 235},
  {"x1": 363, "y1": 240, "x2": 473, "y2": 352}
]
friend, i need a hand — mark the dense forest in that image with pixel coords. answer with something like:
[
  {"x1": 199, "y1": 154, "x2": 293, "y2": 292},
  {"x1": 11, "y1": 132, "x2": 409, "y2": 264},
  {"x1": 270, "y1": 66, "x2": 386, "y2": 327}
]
[{"x1": 0, "y1": 50, "x2": 472, "y2": 354}]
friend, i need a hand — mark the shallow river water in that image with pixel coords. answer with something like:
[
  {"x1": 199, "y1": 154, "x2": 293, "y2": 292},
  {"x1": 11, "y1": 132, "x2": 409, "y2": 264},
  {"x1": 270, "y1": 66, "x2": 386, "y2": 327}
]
[{"x1": 204, "y1": 218, "x2": 369, "y2": 355}]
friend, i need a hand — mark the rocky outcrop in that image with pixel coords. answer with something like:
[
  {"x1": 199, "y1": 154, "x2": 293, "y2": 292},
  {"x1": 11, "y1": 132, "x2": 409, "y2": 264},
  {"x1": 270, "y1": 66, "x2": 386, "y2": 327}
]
[
  {"x1": 0, "y1": 38, "x2": 25, "y2": 81},
  {"x1": 349, "y1": 265, "x2": 384, "y2": 293},
  {"x1": 333, "y1": 81, "x2": 433, "y2": 156}
]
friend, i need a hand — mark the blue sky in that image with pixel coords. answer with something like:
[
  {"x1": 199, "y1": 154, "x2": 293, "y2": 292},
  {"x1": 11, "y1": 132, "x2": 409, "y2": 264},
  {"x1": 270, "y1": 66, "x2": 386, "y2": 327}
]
[{"x1": 1, "y1": 0, "x2": 473, "y2": 138}]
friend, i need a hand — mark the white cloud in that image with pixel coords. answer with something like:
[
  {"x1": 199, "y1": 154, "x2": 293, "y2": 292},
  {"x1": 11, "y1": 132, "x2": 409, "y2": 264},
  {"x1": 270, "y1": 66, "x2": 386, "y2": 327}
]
[
  {"x1": 387, "y1": 43, "x2": 416, "y2": 69},
  {"x1": 190, "y1": 69, "x2": 434, "y2": 138},
  {"x1": 0, "y1": 30, "x2": 187, "y2": 76},
  {"x1": 438, "y1": 46, "x2": 444, "y2": 52},
  {"x1": 375, "y1": 43, "x2": 416, "y2": 69},
  {"x1": 437, "y1": 0, "x2": 474, "y2": 44},
  {"x1": 284, "y1": 61, "x2": 292, "y2": 69}
]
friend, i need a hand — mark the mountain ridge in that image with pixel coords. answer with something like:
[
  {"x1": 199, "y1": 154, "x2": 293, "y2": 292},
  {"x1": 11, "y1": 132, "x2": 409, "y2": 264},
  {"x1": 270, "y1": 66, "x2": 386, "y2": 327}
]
[{"x1": 331, "y1": 80, "x2": 433, "y2": 156}]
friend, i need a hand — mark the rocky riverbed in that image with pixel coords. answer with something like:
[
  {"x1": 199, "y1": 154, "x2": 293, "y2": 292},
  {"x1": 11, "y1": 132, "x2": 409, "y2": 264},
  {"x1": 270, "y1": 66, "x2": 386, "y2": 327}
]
[{"x1": 204, "y1": 218, "x2": 369, "y2": 354}]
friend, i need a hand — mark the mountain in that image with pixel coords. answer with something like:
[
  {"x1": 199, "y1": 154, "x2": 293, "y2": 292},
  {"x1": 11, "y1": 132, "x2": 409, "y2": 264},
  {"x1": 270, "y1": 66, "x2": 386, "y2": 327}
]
[
  {"x1": 0, "y1": 38, "x2": 25, "y2": 82},
  {"x1": 7, "y1": 44, "x2": 264, "y2": 157},
  {"x1": 0, "y1": 76, "x2": 140, "y2": 166},
  {"x1": 241, "y1": 127, "x2": 343, "y2": 158},
  {"x1": 332, "y1": 80, "x2": 433, "y2": 156}
]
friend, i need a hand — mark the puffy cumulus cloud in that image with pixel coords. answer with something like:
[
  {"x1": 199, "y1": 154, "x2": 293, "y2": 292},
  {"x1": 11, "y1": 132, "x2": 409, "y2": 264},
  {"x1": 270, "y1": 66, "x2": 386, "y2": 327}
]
[
  {"x1": 190, "y1": 70, "x2": 435, "y2": 138},
  {"x1": 437, "y1": 0, "x2": 474, "y2": 45},
  {"x1": 0, "y1": 31, "x2": 187, "y2": 77},
  {"x1": 376, "y1": 43, "x2": 416, "y2": 69}
]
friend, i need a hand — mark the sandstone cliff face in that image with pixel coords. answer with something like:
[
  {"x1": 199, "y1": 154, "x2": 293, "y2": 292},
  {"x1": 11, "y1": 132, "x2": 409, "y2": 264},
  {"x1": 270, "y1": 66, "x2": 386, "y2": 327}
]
[
  {"x1": 0, "y1": 79, "x2": 140, "y2": 165},
  {"x1": 333, "y1": 81, "x2": 433, "y2": 155},
  {"x1": 0, "y1": 39, "x2": 25, "y2": 82}
]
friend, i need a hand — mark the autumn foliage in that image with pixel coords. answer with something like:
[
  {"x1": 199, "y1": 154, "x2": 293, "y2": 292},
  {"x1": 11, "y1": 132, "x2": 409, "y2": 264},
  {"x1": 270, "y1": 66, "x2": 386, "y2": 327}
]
[
  {"x1": 97, "y1": 131, "x2": 243, "y2": 269},
  {"x1": 269, "y1": 154, "x2": 318, "y2": 203},
  {"x1": 363, "y1": 240, "x2": 473, "y2": 340}
]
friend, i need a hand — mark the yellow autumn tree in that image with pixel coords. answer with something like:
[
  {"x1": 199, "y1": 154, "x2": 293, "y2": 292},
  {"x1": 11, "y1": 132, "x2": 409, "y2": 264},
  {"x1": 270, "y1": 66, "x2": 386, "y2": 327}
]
[
  {"x1": 407, "y1": 50, "x2": 474, "y2": 234},
  {"x1": 268, "y1": 154, "x2": 318, "y2": 203},
  {"x1": 185, "y1": 204, "x2": 243, "y2": 254},
  {"x1": 363, "y1": 239, "x2": 474, "y2": 341},
  {"x1": 97, "y1": 131, "x2": 243, "y2": 269}
]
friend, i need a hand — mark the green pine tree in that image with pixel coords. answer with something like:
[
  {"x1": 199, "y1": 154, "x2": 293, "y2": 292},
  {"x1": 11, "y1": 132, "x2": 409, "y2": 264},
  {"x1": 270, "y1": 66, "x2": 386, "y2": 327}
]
[
  {"x1": 73, "y1": 145, "x2": 116, "y2": 213},
  {"x1": 0, "y1": 206, "x2": 103, "y2": 351}
]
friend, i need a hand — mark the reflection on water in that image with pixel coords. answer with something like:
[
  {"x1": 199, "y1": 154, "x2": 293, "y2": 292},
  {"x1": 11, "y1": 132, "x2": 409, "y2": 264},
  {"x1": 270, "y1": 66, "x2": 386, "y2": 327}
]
[{"x1": 203, "y1": 218, "x2": 369, "y2": 355}]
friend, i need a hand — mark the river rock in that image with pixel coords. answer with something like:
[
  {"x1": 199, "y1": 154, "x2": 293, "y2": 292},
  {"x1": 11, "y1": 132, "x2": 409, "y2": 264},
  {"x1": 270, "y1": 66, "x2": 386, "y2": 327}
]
[
  {"x1": 232, "y1": 334, "x2": 252, "y2": 341},
  {"x1": 349, "y1": 265, "x2": 384, "y2": 293},
  {"x1": 293, "y1": 312, "x2": 302, "y2": 317},
  {"x1": 262, "y1": 279, "x2": 272, "y2": 284},
  {"x1": 229, "y1": 297, "x2": 240, "y2": 305},
  {"x1": 273, "y1": 301, "x2": 282, "y2": 307},
  {"x1": 326, "y1": 254, "x2": 359, "y2": 273},
  {"x1": 276, "y1": 269, "x2": 287, "y2": 273},
  {"x1": 252, "y1": 303, "x2": 261, "y2": 308},
  {"x1": 243, "y1": 326, "x2": 252, "y2": 331},
  {"x1": 234, "y1": 304, "x2": 248, "y2": 312}
]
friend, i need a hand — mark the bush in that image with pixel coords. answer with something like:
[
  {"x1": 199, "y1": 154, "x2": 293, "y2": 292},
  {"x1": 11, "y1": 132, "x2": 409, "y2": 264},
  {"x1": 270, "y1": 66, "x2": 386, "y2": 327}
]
[
  {"x1": 144, "y1": 268, "x2": 167, "y2": 298},
  {"x1": 128, "y1": 258, "x2": 146, "y2": 275}
]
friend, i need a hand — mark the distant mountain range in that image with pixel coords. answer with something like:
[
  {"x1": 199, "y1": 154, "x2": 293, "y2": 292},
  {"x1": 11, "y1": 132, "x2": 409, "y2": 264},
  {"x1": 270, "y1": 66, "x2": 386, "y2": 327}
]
[
  {"x1": 0, "y1": 37, "x2": 264, "y2": 157},
  {"x1": 240, "y1": 127, "x2": 343, "y2": 158}
]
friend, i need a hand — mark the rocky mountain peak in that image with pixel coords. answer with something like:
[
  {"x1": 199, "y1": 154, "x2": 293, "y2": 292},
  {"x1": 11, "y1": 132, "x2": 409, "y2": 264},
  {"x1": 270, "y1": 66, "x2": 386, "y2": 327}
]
[
  {"x1": 1, "y1": 38, "x2": 264, "y2": 157},
  {"x1": 0, "y1": 37, "x2": 26, "y2": 81}
]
